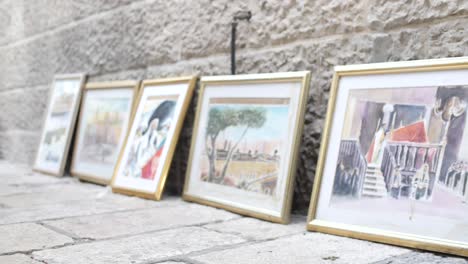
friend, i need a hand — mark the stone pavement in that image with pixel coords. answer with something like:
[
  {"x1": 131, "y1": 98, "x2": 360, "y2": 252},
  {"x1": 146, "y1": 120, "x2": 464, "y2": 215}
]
[{"x1": 0, "y1": 163, "x2": 467, "y2": 264}]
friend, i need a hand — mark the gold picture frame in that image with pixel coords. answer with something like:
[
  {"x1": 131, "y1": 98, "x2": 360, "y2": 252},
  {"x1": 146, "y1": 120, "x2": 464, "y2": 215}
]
[
  {"x1": 111, "y1": 76, "x2": 198, "y2": 200},
  {"x1": 33, "y1": 74, "x2": 87, "y2": 177},
  {"x1": 70, "y1": 80, "x2": 140, "y2": 185},
  {"x1": 307, "y1": 57, "x2": 468, "y2": 257},
  {"x1": 183, "y1": 72, "x2": 311, "y2": 224}
]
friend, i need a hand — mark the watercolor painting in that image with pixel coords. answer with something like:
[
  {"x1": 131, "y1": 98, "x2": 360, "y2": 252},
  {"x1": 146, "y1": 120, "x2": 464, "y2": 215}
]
[
  {"x1": 122, "y1": 95, "x2": 178, "y2": 180},
  {"x1": 78, "y1": 97, "x2": 131, "y2": 165},
  {"x1": 199, "y1": 98, "x2": 290, "y2": 196},
  {"x1": 38, "y1": 81, "x2": 80, "y2": 165},
  {"x1": 331, "y1": 85, "x2": 468, "y2": 220}
]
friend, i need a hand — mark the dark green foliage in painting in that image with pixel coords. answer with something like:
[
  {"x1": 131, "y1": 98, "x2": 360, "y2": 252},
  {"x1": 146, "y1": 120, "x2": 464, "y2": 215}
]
[{"x1": 205, "y1": 106, "x2": 267, "y2": 183}]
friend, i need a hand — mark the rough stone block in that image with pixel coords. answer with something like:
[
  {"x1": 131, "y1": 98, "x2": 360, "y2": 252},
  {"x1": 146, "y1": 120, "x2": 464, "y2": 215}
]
[
  {"x1": 0, "y1": 223, "x2": 72, "y2": 254},
  {"x1": 368, "y1": 0, "x2": 468, "y2": 30},
  {"x1": 0, "y1": 85, "x2": 49, "y2": 132},
  {"x1": 0, "y1": 131, "x2": 40, "y2": 164},
  {"x1": 0, "y1": 0, "x2": 136, "y2": 45},
  {"x1": 32, "y1": 227, "x2": 245, "y2": 264}
]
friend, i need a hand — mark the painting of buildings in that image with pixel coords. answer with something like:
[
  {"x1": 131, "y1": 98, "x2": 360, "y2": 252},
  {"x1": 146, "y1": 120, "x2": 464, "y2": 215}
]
[
  {"x1": 39, "y1": 83, "x2": 78, "y2": 164},
  {"x1": 79, "y1": 97, "x2": 131, "y2": 165},
  {"x1": 199, "y1": 98, "x2": 290, "y2": 196},
  {"x1": 331, "y1": 85, "x2": 468, "y2": 218}
]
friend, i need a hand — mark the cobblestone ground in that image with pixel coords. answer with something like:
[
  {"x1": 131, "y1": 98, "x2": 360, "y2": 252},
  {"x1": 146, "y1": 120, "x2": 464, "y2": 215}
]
[{"x1": 0, "y1": 162, "x2": 467, "y2": 264}]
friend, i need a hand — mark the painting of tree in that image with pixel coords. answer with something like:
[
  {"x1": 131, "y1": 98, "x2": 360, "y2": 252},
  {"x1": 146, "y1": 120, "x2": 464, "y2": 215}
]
[{"x1": 205, "y1": 106, "x2": 267, "y2": 183}]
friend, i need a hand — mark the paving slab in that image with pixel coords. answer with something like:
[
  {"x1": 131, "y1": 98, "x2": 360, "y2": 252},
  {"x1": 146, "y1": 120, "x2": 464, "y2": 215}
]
[
  {"x1": 0, "y1": 176, "x2": 74, "y2": 196},
  {"x1": 203, "y1": 215, "x2": 306, "y2": 241},
  {"x1": 44, "y1": 203, "x2": 238, "y2": 239},
  {"x1": 0, "y1": 254, "x2": 42, "y2": 264},
  {"x1": 1, "y1": 172, "x2": 62, "y2": 185},
  {"x1": 32, "y1": 226, "x2": 245, "y2": 264},
  {"x1": 157, "y1": 262, "x2": 188, "y2": 264},
  {"x1": 192, "y1": 232, "x2": 411, "y2": 264},
  {"x1": 0, "y1": 223, "x2": 73, "y2": 254},
  {"x1": 371, "y1": 251, "x2": 468, "y2": 264},
  {"x1": 0, "y1": 183, "x2": 106, "y2": 208},
  {"x1": 0, "y1": 195, "x2": 176, "y2": 225},
  {"x1": 0, "y1": 163, "x2": 466, "y2": 263},
  {"x1": 0, "y1": 162, "x2": 34, "y2": 178}
]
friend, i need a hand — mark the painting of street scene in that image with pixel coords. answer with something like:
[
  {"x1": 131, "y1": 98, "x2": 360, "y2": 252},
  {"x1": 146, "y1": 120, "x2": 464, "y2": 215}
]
[
  {"x1": 39, "y1": 82, "x2": 79, "y2": 164},
  {"x1": 122, "y1": 95, "x2": 178, "y2": 180},
  {"x1": 199, "y1": 98, "x2": 290, "y2": 196},
  {"x1": 331, "y1": 85, "x2": 468, "y2": 221},
  {"x1": 78, "y1": 97, "x2": 131, "y2": 165}
]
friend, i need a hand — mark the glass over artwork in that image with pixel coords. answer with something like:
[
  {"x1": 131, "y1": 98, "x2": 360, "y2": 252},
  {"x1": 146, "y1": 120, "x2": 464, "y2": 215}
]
[
  {"x1": 80, "y1": 97, "x2": 131, "y2": 164},
  {"x1": 330, "y1": 85, "x2": 468, "y2": 239},
  {"x1": 184, "y1": 73, "x2": 309, "y2": 223},
  {"x1": 35, "y1": 78, "x2": 82, "y2": 174},
  {"x1": 72, "y1": 87, "x2": 134, "y2": 182},
  {"x1": 199, "y1": 98, "x2": 290, "y2": 197},
  {"x1": 122, "y1": 95, "x2": 178, "y2": 180}
]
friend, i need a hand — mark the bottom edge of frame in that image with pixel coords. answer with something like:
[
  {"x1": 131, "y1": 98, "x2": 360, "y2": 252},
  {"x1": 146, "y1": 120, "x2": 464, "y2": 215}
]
[
  {"x1": 111, "y1": 187, "x2": 161, "y2": 201},
  {"x1": 306, "y1": 223, "x2": 468, "y2": 258},
  {"x1": 75, "y1": 174, "x2": 111, "y2": 186},
  {"x1": 182, "y1": 193, "x2": 288, "y2": 224}
]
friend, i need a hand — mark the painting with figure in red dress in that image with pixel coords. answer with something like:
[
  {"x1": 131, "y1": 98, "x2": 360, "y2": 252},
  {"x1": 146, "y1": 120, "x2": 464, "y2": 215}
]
[
  {"x1": 121, "y1": 95, "x2": 178, "y2": 180},
  {"x1": 308, "y1": 60, "x2": 468, "y2": 257},
  {"x1": 111, "y1": 76, "x2": 197, "y2": 200},
  {"x1": 331, "y1": 85, "x2": 468, "y2": 231}
]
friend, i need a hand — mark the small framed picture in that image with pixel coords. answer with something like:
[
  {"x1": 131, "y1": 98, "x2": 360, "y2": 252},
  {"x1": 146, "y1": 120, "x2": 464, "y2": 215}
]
[
  {"x1": 33, "y1": 74, "x2": 86, "y2": 176},
  {"x1": 70, "y1": 81, "x2": 140, "y2": 185},
  {"x1": 183, "y1": 72, "x2": 311, "y2": 223},
  {"x1": 307, "y1": 57, "x2": 468, "y2": 257},
  {"x1": 111, "y1": 76, "x2": 198, "y2": 200}
]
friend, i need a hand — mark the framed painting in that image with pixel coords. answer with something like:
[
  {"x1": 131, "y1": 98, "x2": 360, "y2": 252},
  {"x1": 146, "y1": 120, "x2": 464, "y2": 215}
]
[
  {"x1": 33, "y1": 74, "x2": 86, "y2": 176},
  {"x1": 111, "y1": 76, "x2": 197, "y2": 200},
  {"x1": 70, "y1": 81, "x2": 140, "y2": 185},
  {"x1": 307, "y1": 57, "x2": 468, "y2": 257},
  {"x1": 183, "y1": 72, "x2": 311, "y2": 223}
]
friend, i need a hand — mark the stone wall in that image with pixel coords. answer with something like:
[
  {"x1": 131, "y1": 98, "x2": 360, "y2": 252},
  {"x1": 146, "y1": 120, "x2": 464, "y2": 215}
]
[{"x1": 1, "y1": 0, "x2": 467, "y2": 213}]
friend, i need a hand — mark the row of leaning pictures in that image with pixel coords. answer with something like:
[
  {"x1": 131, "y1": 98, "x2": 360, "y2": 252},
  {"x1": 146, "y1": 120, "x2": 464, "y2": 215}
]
[
  {"x1": 31, "y1": 57, "x2": 468, "y2": 257},
  {"x1": 32, "y1": 73, "x2": 310, "y2": 221}
]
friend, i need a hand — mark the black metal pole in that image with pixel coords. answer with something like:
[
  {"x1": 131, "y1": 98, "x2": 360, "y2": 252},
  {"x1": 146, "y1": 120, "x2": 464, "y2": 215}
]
[
  {"x1": 230, "y1": 11, "x2": 251, "y2": 75},
  {"x1": 231, "y1": 21, "x2": 237, "y2": 75}
]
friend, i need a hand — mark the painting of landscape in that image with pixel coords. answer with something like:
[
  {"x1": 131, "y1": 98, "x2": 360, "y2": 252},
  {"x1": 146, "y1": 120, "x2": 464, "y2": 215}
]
[
  {"x1": 78, "y1": 97, "x2": 131, "y2": 165},
  {"x1": 199, "y1": 98, "x2": 290, "y2": 196},
  {"x1": 331, "y1": 85, "x2": 468, "y2": 222}
]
